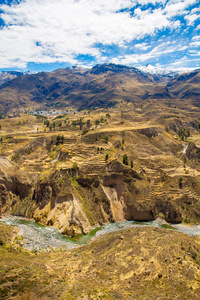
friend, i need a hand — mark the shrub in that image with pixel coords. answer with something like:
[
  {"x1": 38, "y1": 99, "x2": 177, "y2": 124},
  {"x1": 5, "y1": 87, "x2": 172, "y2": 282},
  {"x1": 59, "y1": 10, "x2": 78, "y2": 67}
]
[
  {"x1": 82, "y1": 129, "x2": 89, "y2": 135},
  {"x1": 11, "y1": 154, "x2": 20, "y2": 162},
  {"x1": 179, "y1": 177, "x2": 183, "y2": 189},
  {"x1": 131, "y1": 160, "x2": 133, "y2": 168},
  {"x1": 123, "y1": 154, "x2": 129, "y2": 165},
  {"x1": 105, "y1": 136, "x2": 108, "y2": 143}
]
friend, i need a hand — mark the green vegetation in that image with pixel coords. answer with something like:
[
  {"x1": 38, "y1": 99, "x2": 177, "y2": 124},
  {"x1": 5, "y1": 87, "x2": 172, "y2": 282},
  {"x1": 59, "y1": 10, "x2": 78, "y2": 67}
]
[
  {"x1": 104, "y1": 136, "x2": 108, "y2": 143},
  {"x1": 95, "y1": 119, "x2": 100, "y2": 125},
  {"x1": 105, "y1": 153, "x2": 109, "y2": 162},
  {"x1": 82, "y1": 128, "x2": 89, "y2": 135},
  {"x1": 123, "y1": 154, "x2": 129, "y2": 165},
  {"x1": 86, "y1": 119, "x2": 91, "y2": 127},
  {"x1": 53, "y1": 114, "x2": 65, "y2": 120},
  {"x1": 70, "y1": 177, "x2": 95, "y2": 226},
  {"x1": 56, "y1": 134, "x2": 64, "y2": 144},
  {"x1": 178, "y1": 128, "x2": 190, "y2": 141},
  {"x1": 44, "y1": 119, "x2": 50, "y2": 127},
  {"x1": 72, "y1": 118, "x2": 84, "y2": 130},
  {"x1": 35, "y1": 115, "x2": 47, "y2": 120},
  {"x1": 11, "y1": 153, "x2": 20, "y2": 162},
  {"x1": 179, "y1": 177, "x2": 183, "y2": 189},
  {"x1": 131, "y1": 160, "x2": 133, "y2": 168}
]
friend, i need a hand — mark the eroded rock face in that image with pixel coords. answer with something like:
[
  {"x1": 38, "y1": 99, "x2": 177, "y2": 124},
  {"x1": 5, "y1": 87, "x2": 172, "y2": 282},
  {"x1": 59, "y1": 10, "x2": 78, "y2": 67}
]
[
  {"x1": 155, "y1": 198, "x2": 183, "y2": 223},
  {"x1": 34, "y1": 197, "x2": 91, "y2": 237},
  {"x1": 186, "y1": 142, "x2": 200, "y2": 161},
  {"x1": 139, "y1": 127, "x2": 162, "y2": 138},
  {"x1": 33, "y1": 173, "x2": 91, "y2": 236},
  {"x1": 1, "y1": 158, "x2": 199, "y2": 236}
]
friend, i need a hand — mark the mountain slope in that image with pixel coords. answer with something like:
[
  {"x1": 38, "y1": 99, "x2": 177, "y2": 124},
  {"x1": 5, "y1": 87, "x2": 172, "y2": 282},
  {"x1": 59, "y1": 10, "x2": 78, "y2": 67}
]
[
  {"x1": 0, "y1": 64, "x2": 173, "y2": 113},
  {"x1": 0, "y1": 71, "x2": 24, "y2": 86},
  {"x1": 0, "y1": 63, "x2": 199, "y2": 113},
  {"x1": 167, "y1": 70, "x2": 200, "y2": 105}
]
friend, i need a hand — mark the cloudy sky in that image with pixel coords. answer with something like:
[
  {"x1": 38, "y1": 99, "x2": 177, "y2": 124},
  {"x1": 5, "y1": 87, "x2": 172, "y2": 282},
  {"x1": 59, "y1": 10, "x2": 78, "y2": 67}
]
[{"x1": 0, "y1": 0, "x2": 199, "y2": 72}]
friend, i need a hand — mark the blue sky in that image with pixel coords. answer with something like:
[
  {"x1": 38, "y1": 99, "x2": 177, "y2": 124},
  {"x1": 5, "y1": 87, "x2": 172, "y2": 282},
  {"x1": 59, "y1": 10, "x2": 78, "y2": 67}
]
[{"x1": 0, "y1": 0, "x2": 199, "y2": 72}]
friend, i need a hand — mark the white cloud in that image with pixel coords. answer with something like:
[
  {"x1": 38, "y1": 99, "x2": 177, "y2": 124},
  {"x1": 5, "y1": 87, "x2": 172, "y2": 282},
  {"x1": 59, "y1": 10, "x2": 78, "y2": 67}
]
[
  {"x1": 164, "y1": 0, "x2": 197, "y2": 17},
  {"x1": 110, "y1": 40, "x2": 196, "y2": 66},
  {"x1": 0, "y1": 0, "x2": 199, "y2": 69},
  {"x1": 191, "y1": 41, "x2": 200, "y2": 47},
  {"x1": 185, "y1": 13, "x2": 200, "y2": 25},
  {"x1": 135, "y1": 42, "x2": 151, "y2": 50}
]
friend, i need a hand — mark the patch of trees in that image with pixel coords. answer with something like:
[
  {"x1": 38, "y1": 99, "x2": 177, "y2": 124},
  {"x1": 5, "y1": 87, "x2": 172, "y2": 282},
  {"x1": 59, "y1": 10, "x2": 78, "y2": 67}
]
[
  {"x1": 72, "y1": 118, "x2": 85, "y2": 130},
  {"x1": 122, "y1": 154, "x2": 133, "y2": 168},
  {"x1": 178, "y1": 128, "x2": 190, "y2": 141}
]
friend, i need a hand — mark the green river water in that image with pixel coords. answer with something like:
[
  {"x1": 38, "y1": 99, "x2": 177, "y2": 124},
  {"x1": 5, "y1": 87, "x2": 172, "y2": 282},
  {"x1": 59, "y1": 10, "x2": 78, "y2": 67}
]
[{"x1": 1, "y1": 216, "x2": 200, "y2": 251}]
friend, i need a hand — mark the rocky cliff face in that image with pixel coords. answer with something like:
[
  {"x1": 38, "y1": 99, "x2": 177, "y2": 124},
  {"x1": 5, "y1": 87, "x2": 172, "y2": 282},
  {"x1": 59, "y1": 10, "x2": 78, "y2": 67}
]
[{"x1": 1, "y1": 153, "x2": 200, "y2": 236}]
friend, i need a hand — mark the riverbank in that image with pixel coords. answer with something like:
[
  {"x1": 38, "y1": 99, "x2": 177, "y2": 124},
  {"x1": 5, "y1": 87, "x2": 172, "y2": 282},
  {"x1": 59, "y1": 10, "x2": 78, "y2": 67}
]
[{"x1": 1, "y1": 215, "x2": 200, "y2": 251}]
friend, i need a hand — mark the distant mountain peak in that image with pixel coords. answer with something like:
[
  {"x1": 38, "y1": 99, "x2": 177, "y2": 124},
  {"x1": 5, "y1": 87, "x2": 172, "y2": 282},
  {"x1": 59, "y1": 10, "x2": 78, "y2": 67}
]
[
  {"x1": 90, "y1": 63, "x2": 136, "y2": 75},
  {"x1": 137, "y1": 64, "x2": 196, "y2": 77}
]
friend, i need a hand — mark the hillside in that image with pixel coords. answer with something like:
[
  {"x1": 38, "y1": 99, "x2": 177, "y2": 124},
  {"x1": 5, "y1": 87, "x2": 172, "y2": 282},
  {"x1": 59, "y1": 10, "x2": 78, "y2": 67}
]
[
  {"x1": 0, "y1": 98, "x2": 200, "y2": 235},
  {"x1": 1, "y1": 224, "x2": 200, "y2": 300},
  {"x1": 167, "y1": 70, "x2": 200, "y2": 105},
  {"x1": 0, "y1": 67, "x2": 200, "y2": 299},
  {"x1": 0, "y1": 64, "x2": 173, "y2": 113}
]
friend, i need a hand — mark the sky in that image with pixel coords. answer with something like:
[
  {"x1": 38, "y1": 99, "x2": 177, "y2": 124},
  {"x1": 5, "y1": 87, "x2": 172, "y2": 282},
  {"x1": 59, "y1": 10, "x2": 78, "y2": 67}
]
[{"x1": 0, "y1": 0, "x2": 200, "y2": 72}]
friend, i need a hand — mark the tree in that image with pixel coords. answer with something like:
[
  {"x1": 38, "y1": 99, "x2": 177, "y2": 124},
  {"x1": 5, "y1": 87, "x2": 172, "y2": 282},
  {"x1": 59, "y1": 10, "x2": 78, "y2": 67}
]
[
  {"x1": 178, "y1": 128, "x2": 190, "y2": 141},
  {"x1": 123, "y1": 154, "x2": 129, "y2": 165},
  {"x1": 86, "y1": 119, "x2": 91, "y2": 127},
  {"x1": 183, "y1": 156, "x2": 187, "y2": 167},
  {"x1": 44, "y1": 120, "x2": 49, "y2": 127},
  {"x1": 131, "y1": 160, "x2": 133, "y2": 168},
  {"x1": 105, "y1": 153, "x2": 109, "y2": 162},
  {"x1": 82, "y1": 129, "x2": 89, "y2": 135},
  {"x1": 179, "y1": 177, "x2": 183, "y2": 189},
  {"x1": 79, "y1": 118, "x2": 84, "y2": 130}
]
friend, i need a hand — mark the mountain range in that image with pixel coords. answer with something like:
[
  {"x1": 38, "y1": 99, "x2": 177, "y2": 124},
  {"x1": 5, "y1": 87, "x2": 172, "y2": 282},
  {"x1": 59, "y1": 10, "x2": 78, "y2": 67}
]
[
  {"x1": 0, "y1": 63, "x2": 199, "y2": 113},
  {"x1": 138, "y1": 64, "x2": 197, "y2": 77}
]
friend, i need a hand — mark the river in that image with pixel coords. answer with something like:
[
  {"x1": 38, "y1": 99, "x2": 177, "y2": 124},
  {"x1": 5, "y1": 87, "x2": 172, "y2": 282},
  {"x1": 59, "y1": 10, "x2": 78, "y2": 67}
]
[{"x1": 1, "y1": 216, "x2": 200, "y2": 251}]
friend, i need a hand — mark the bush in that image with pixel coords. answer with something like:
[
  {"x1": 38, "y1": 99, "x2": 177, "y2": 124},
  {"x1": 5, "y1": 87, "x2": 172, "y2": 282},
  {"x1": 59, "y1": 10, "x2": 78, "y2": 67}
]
[
  {"x1": 123, "y1": 154, "x2": 129, "y2": 165},
  {"x1": 178, "y1": 128, "x2": 190, "y2": 141},
  {"x1": 11, "y1": 154, "x2": 20, "y2": 162},
  {"x1": 131, "y1": 160, "x2": 133, "y2": 168},
  {"x1": 82, "y1": 129, "x2": 89, "y2": 135},
  {"x1": 179, "y1": 177, "x2": 183, "y2": 189},
  {"x1": 56, "y1": 134, "x2": 64, "y2": 144}
]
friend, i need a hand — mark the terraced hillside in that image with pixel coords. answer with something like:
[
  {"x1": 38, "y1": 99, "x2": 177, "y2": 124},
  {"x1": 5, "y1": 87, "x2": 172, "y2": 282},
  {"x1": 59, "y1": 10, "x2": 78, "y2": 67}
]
[{"x1": 0, "y1": 98, "x2": 200, "y2": 236}]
